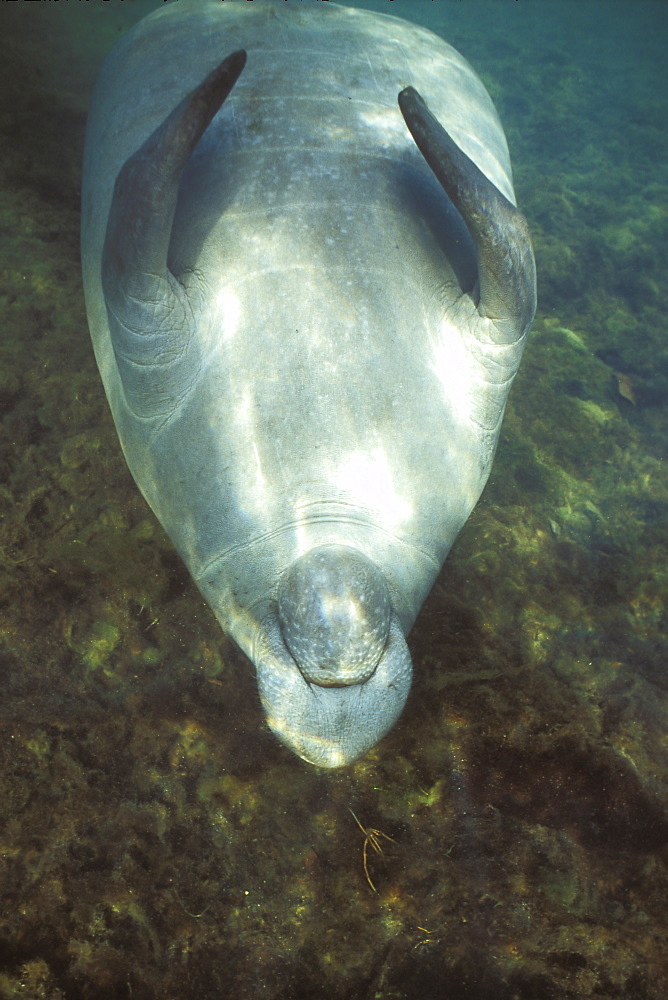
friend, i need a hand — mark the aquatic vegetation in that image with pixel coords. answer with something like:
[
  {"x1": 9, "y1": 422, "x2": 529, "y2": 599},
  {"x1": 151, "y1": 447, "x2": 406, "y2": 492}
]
[{"x1": 348, "y1": 808, "x2": 397, "y2": 893}]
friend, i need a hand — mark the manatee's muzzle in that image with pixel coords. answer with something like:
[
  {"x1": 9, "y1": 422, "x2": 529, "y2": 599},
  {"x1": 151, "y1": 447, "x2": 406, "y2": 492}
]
[
  {"x1": 277, "y1": 544, "x2": 393, "y2": 687},
  {"x1": 256, "y1": 545, "x2": 413, "y2": 767},
  {"x1": 256, "y1": 614, "x2": 412, "y2": 768}
]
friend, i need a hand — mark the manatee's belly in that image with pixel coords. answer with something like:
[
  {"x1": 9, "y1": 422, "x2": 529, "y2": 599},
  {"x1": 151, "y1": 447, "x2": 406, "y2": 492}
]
[
  {"x1": 121, "y1": 102, "x2": 496, "y2": 624},
  {"x1": 134, "y1": 242, "x2": 488, "y2": 638},
  {"x1": 145, "y1": 53, "x2": 493, "y2": 581},
  {"x1": 84, "y1": 0, "x2": 520, "y2": 645}
]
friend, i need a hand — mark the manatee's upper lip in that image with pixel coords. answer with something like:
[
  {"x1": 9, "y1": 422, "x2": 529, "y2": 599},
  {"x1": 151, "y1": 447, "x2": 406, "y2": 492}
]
[{"x1": 256, "y1": 615, "x2": 412, "y2": 767}]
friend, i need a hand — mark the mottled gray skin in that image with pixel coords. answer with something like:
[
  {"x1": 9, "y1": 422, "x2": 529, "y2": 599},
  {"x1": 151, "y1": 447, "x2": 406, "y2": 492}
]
[{"x1": 81, "y1": 0, "x2": 536, "y2": 767}]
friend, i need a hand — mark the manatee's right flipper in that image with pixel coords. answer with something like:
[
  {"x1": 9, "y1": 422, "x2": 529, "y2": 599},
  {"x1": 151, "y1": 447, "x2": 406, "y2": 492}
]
[
  {"x1": 102, "y1": 51, "x2": 247, "y2": 418},
  {"x1": 399, "y1": 86, "x2": 536, "y2": 346}
]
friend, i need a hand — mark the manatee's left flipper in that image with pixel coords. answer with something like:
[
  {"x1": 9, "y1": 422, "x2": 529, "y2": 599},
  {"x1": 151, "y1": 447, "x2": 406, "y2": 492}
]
[
  {"x1": 399, "y1": 86, "x2": 536, "y2": 345},
  {"x1": 102, "y1": 51, "x2": 247, "y2": 418}
]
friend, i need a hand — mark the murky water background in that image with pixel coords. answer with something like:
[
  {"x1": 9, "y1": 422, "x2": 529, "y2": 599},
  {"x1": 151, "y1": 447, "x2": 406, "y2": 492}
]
[{"x1": 1, "y1": 1, "x2": 667, "y2": 997}]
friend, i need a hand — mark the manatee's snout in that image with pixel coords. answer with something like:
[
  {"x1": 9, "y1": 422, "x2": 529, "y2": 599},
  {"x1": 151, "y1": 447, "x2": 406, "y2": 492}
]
[
  {"x1": 278, "y1": 545, "x2": 392, "y2": 686},
  {"x1": 256, "y1": 545, "x2": 413, "y2": 767}
]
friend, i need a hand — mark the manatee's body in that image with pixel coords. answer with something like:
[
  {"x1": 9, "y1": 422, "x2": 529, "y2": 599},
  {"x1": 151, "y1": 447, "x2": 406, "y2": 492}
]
[{"x1": 82, "y1": 0, "x2": 535, "y2": 766}]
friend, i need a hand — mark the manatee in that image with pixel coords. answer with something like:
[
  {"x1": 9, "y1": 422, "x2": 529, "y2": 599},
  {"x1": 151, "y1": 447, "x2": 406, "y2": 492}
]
[{"x1": 81, "y1": 0, "x2": 536, "y2": 767}]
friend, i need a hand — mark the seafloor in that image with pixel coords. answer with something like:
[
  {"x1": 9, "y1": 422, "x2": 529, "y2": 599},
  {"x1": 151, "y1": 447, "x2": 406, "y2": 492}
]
[{"x1": 0, "y1": 1, "x2": 666, "y2": 998}]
